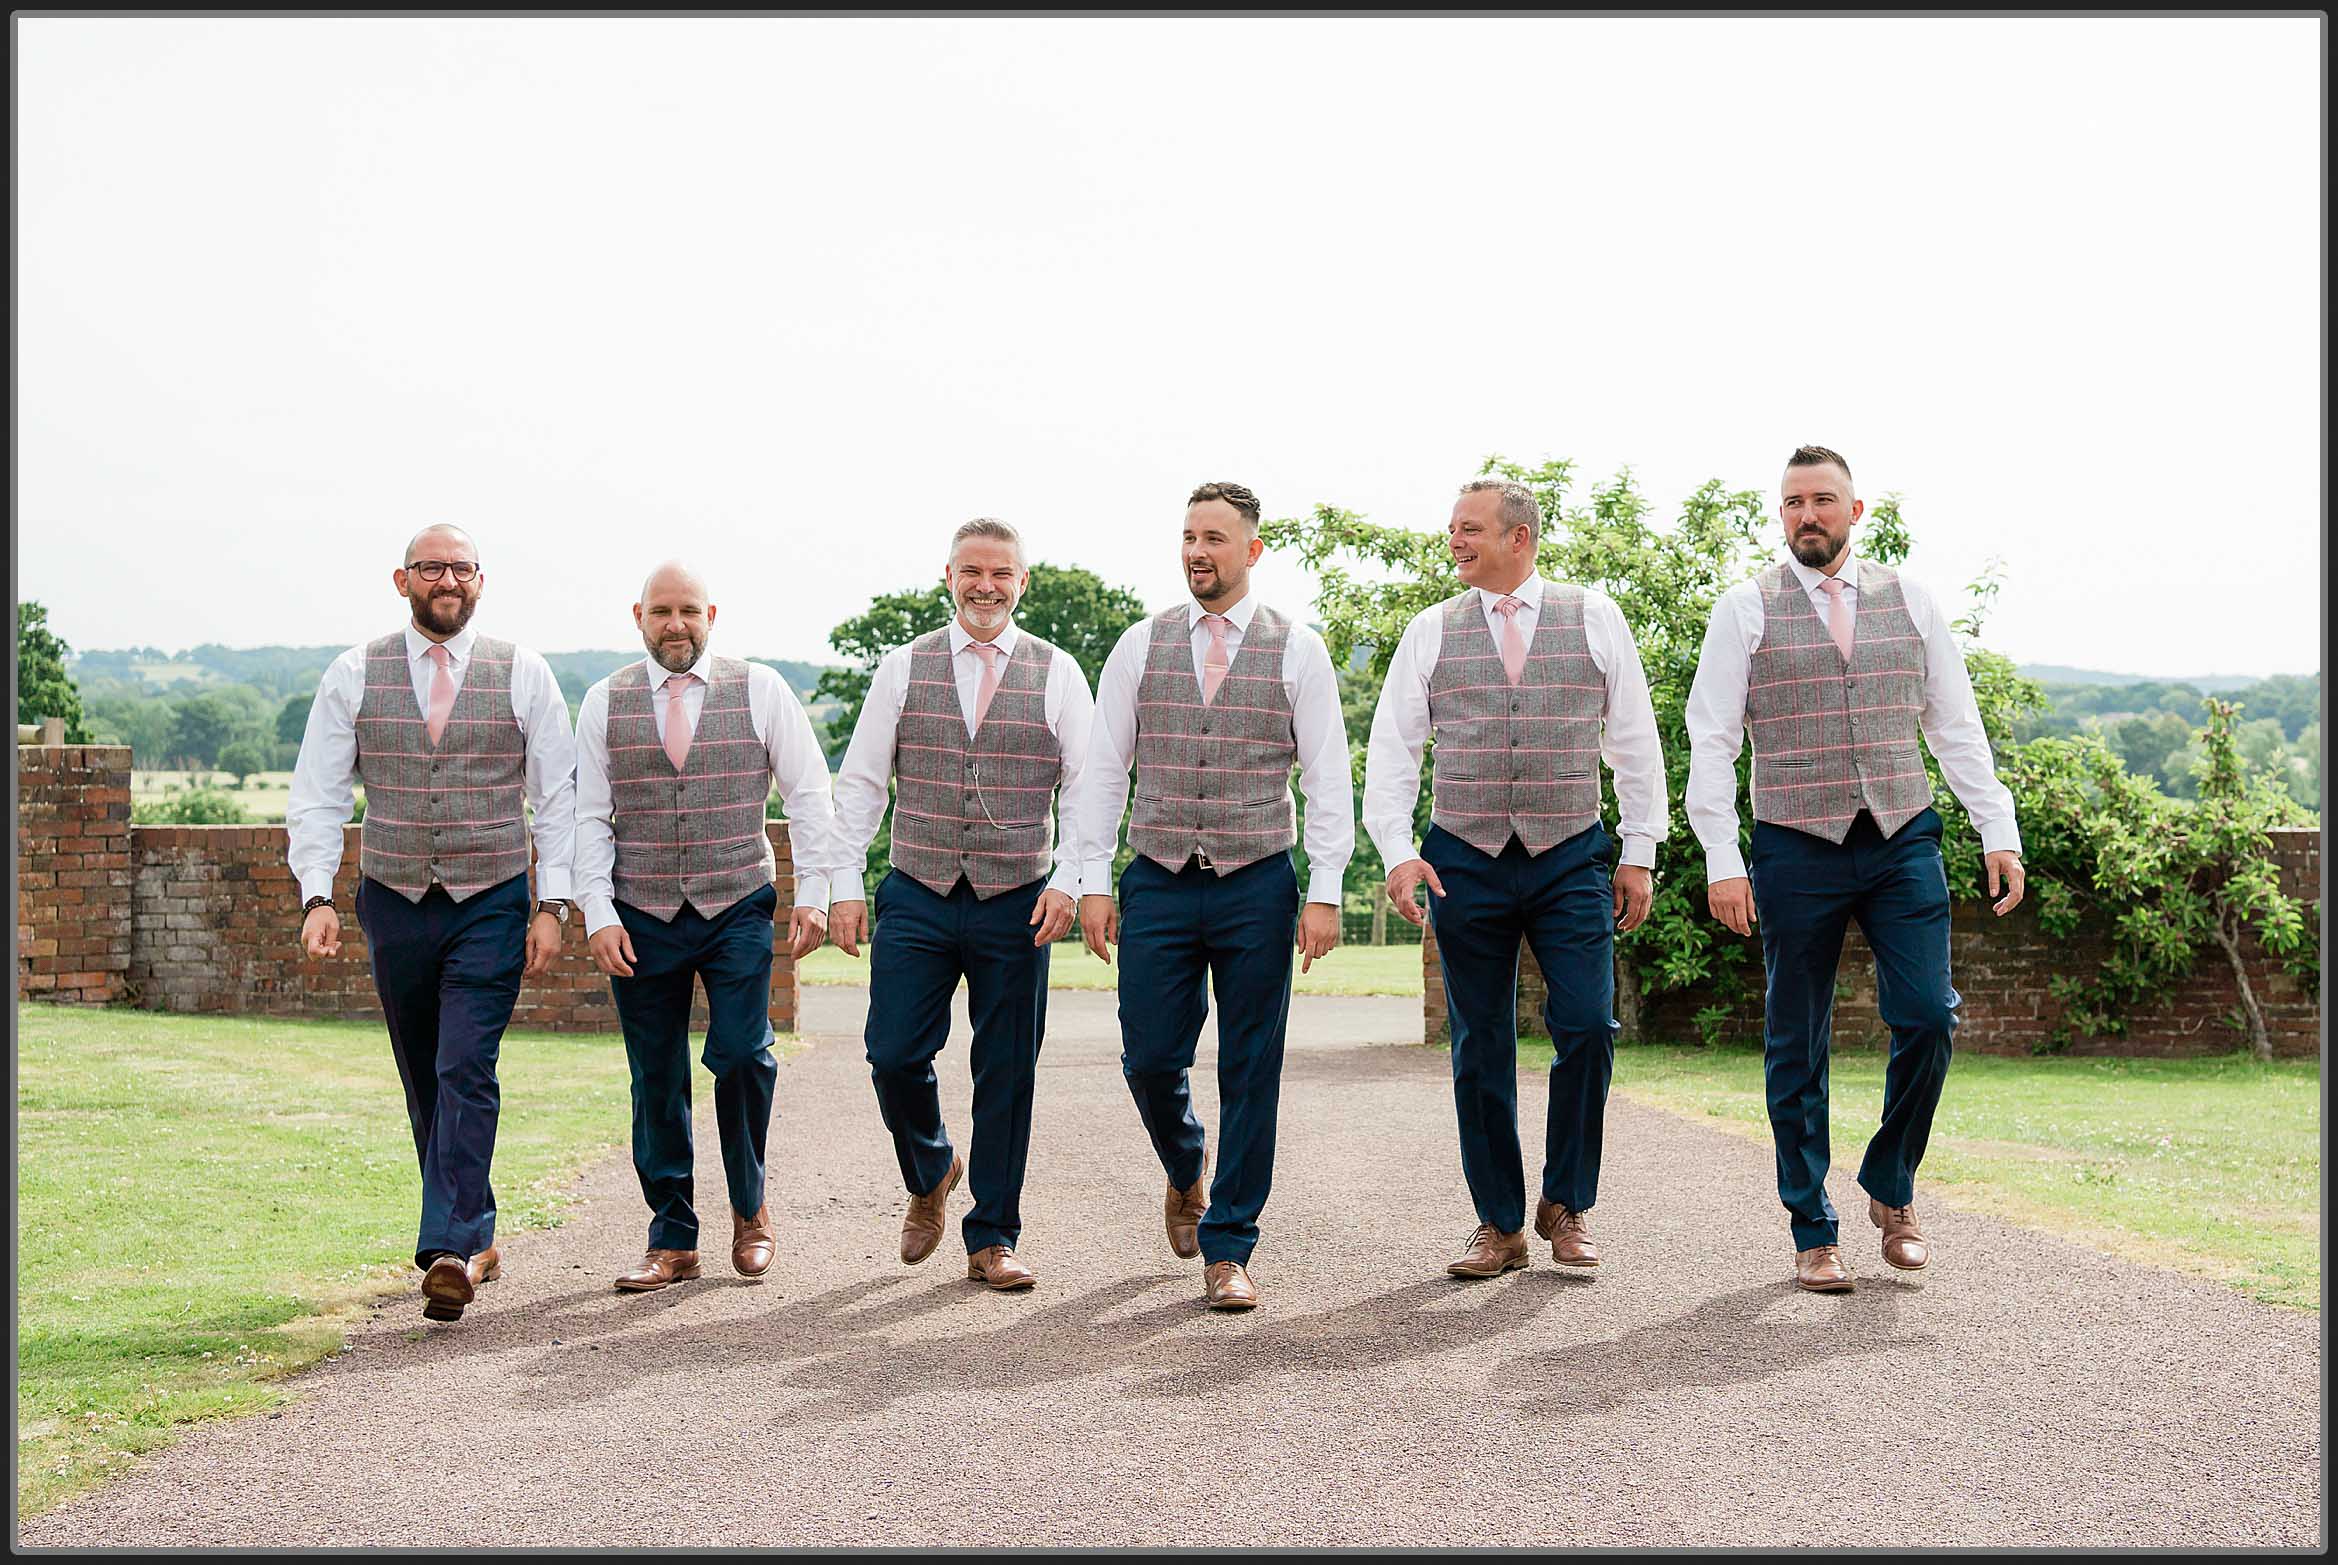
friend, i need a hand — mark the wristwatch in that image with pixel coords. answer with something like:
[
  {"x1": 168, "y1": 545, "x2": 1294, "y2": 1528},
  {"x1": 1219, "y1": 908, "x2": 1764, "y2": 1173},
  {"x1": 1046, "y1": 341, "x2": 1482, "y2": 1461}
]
[
  {"x1": 536, "y1": 899, "x2": 572, "y2": 924},
  {"x1": 302, "y1": 895, "x2": 333, "y2": 917}
]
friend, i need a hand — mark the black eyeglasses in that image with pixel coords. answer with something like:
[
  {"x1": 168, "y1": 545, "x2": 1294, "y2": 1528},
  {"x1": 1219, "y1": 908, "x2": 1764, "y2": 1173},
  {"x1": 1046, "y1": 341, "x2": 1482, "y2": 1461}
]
[{"x1": 406, "y1": 560, "x2": 481, "y2": 583}]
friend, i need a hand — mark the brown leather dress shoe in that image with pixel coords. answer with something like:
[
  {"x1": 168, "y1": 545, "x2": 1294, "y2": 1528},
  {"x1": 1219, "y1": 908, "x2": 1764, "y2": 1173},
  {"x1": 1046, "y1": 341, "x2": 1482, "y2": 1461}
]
[
  {"x1": 1795, "y1": 1244, "x2": 1854, "y2": 1292},
  {"x1": 1164, "y1": 1174, "x2": 1208, "y2": 1260},
  {"x1": 1203, "y1": 1260, "x2": 1259, "y2": 1311},
  {"x1": 1869, "y1": 1198, "x2": 1929, "y2": 1271},
  {"x1": 466, "y1": 1245, "x2": 502, "y2": 1287},
  {"x1": 615, "y1": 1248, "x2": 702, "y2": 1292},
  {"x1": 900, "y1": 1155, "x2": 963, "y2": 1265},
  {"x1": 965, "y1": 1245, "x2": 1038, "y2": 1290},
  {"x1": 420, "y1": 1254, "x2": 475, "y2": 1321},
  {"x1": 1446, "y1": 1223, "x2": 1529, "y2": 1278},
  {"x1": 733, "y1": 1201, "x2": 775, "y2": 1280},
  {"x1": 1535, "y1": 1199, "x2": 1601, "y2": 1269}
]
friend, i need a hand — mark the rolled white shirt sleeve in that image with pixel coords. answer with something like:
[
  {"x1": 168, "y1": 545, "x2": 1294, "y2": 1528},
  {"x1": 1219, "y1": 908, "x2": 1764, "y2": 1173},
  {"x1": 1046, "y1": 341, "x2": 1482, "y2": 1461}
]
[
  {"x1": 285, "y1": 647, "x2": 368, "y2": 905},
  {"x1": 1904, "y1": 580, "x2": 2024, "y2": 857},
  {"x1": 1045, "y1": 649, "x2": 1097, "y2": 900},
  {"x1": 756, "y1": 667, "x2": 839, "y2": 913},
  {"x1": 1284, "y1": 626, "x2": 1355, "y2": 907},
  {"x1": 573, "y1": 681, "x2": 620, "y2": 936},
  {"x1": 1684, "y1": 586, "x2": 1761, "y2": 885},
  {"x1": 1071, "y1": 621, "x2": 1152, "y2": 897},
  {"x1": 512, "y1": 649, "x2": 577, "y2": 904},
  {"x1": 1362, "y1": 608, "x2": 1438, "y2": 870},
  {"x1": 1584, "y1": 591, "x2": 1668, "y2": 871},
  {"x1": 828, "y1": 648, "x2": 914, "y2": 906}
]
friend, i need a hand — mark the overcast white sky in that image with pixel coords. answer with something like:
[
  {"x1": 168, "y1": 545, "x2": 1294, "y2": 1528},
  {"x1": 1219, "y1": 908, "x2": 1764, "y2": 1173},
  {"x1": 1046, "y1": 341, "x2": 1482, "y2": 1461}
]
[{"x1": 16, "y1": 15, "x2": 2323, "y2": 677}]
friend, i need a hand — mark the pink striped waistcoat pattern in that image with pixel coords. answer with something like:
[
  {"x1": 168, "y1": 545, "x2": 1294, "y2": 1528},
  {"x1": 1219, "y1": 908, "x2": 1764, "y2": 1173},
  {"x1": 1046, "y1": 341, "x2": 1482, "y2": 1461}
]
[
  {"x1": 1745, "y1": 560, "x2": 1932, "y2": 842},
  {"x1": 605, "y1": 657, "x2": 774, "y2": 921},
  {"x1": 353, "y1": 632, "x2": 530, "y2": 903},
  {"x1": 1426, "y1": 586, "x2": 1606, "y2": 856},
  {"x1": 888, "y1": 628, "x2": 1065, "y2": 899},
  {"x1": 1128, "y1": 604, "x2": 1298, "y2": 875}
]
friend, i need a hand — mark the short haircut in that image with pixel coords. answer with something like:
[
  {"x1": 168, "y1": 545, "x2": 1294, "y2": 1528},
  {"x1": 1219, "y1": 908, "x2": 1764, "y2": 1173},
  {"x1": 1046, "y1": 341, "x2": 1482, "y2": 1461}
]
[
  {"x1": 1187, "y1": 480, "x2": 1262, "y2": 534},
  {"x1": 403, "y1": 523, "x2": 477, "y2": 566},
  {"x1": 949, "y1": 516, "x2": 1025, "y2": 567},
  {"x1": 1457, "y1": 478, "x2": 1540, "y2": 544},
  {"x1": 1785, "y1": 445, "x2": 1854, "y2": 488}
]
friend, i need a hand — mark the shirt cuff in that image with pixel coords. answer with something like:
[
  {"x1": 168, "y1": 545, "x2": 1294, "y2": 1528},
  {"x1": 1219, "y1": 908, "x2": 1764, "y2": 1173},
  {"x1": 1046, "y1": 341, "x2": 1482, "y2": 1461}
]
[
  {"x1": 1978, "y1": 821, "x2": 2024, "y2": 858},
  {"x1": 1078, "y1": 860, "x2": 1117, "y2": 898},
  {"x1": 581, "y1": 895, "x2": 620, "y2": 937},
  {"x1": 829, "y1": 867, "x2": 868, "y2": 905},
  {"x1": 1617, "y1": 833, "x2": 1657, "y2": 871},
  {"x1": 1046, "y1": 863, "x2": 1081, "y2": 900},
  {"x1": 1305, "y1": 865, "x2": 1346, "y2": 907},
  {"x1": 299, "y1": 872, "x2": 338, "y2": 905},
  {"x1": 534, "y1": 866, "x2": 574, "y2": 901},
  {"x1": 1703, "y1": 842, "x2": 1748, "y2": 885},
  {"x1": 793, "y1": 870, "x2": 831, "y2": 913}
]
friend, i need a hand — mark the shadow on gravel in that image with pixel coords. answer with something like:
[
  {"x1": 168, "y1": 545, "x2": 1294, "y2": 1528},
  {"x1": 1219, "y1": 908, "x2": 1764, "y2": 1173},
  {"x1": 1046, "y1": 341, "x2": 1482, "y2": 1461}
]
[{"x1": 1500, "y1": 1281, "x2": 1937, "y2": 1419}]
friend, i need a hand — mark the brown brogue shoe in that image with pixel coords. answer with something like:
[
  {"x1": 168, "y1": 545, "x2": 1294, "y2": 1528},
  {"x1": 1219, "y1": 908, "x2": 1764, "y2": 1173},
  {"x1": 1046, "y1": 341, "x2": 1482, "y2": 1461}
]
[
  {"x1": 615, "y1": 1248, "x2": 702, "y2": 1292},
  {"x1": 900, "y1": 1155, "x2": 963, "y2": 1265},
  {"x1": 1870, "y1": 1198, "x2": 1929, "y2": 1271},
  {"x1": 466, "y1": 1244, "x2": 502, "y2": 1287},
  {"x1": 965, "y1": 1245, "x2": 1038, "y2": 1291},
  {"x1": 420, "y1": 1254, "x2": 475, "y2": 1321},
  {"x1": 1446, "y1": 1223, "x2": 1529, "y2": 1278},
  {"x1": 732, "y1": 1201, "x2": 775, "y2": 1280},
  {"x1": 1203, "y1": 1260, "x2": 1259, "y2": 1311},
  {"x1": 1164, "y1": 1174, "x2": 1208, "y2": 1260},
  {"x1": 1795, "y1": 1244, "x2": 1854, "y2": 1292},
  {"x1": 1545, "y1": 1204, "x2": 1601, "y2": 1269}
]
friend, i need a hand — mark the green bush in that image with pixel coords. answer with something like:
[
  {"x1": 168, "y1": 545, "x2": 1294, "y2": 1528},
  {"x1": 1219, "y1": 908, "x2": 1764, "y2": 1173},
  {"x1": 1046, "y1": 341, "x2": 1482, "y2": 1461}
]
[{"x1": 132, "y1": 788, "x2": 250, "y2": 826}]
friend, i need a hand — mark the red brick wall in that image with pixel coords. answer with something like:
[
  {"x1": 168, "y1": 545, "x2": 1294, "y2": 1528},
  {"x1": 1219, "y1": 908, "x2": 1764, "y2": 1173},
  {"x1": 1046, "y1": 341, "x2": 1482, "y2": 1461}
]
[
  {"x1": 1421, "y1": 827, "x2": 2321, "y2": 1058},
  {"x1": 15, "y1": 744, "x2": 135, "y2": 1003},
  {"x1": 17, "y1": 742, "x2": 798, "y2": 1034}
]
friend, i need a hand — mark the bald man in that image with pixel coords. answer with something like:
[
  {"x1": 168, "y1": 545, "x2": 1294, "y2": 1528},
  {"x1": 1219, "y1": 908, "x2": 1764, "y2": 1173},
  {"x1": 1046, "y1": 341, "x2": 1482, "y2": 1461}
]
[
  {"x1": 574, "y1": 561, "x2": 845, "y2": 1292},
  {"x1": 288, "y1": 525, "x2": 578, "y2": 1323}
]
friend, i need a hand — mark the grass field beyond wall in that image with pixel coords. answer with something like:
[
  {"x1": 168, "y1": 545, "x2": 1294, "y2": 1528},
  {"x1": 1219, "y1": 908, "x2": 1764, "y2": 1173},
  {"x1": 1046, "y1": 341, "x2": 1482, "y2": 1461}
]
[
  {"x1": 1520, "y1": 1041, "x2": 2321, "y2": 1311},
  {"x1": 13, "y1": 1007, "x2": 670, "y2": 1520}
]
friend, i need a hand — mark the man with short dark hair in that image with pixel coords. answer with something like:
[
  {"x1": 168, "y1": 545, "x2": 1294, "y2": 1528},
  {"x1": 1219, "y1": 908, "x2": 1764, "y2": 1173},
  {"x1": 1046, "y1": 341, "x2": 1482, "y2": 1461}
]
[
  {"x1": 287, "y1": 524, "x2": 577, "y2": 1323},
  {"x1": 827, "y1": 519, "x2": 1093, "y2": 1292},
  {"x1": 1685, "y1": 446, "x2": 2025, "y2": 1292},
  {"x1": 1369, "y1": 478, "x2": 1667, "y2": 1280},
  {"x1": 1072, "y1": 481, "x2": 1353, "y2": 1312}
]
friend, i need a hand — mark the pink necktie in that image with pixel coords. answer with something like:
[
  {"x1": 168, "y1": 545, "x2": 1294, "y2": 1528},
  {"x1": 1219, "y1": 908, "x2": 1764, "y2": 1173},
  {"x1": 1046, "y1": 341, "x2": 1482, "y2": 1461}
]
[
  {"x1": 1493, "y1": 596, "x2": 1528, "y2": 685},
  {"x1": 1818, "y1": 576, "x2": 1854, "y2": 660},
  {"x1": 969, "y1": 640, "x2": 1003, "y2": 732},
  {"x1": 423, "y1": 643, "x2": 456, "y2": 744},
  {"x1": 663, "y1": 672, "x2": 698, "y2": 770},
  {"x1": 1200, "y1": 614, "x2": 1231, "y2": 705}
]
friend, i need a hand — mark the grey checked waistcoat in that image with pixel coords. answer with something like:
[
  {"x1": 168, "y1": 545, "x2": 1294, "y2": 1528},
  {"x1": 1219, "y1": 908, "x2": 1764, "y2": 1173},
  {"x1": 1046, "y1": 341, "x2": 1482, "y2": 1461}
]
[
  {"x1": 888, "y1": 629, "x2": 1065, "y2": 898},
  {"x1": 1426, "y1": 586, "x2": 1607, "y2": 856},
  {"x1": 1745, "y1": 560, "x2": 1933, "y2": 842},
  {"x1": 1128, "y1": 604, "x2": 1298, "y2": 875},
  {"x1": 605, "y1": 657, "x2": 775, "y2": 920},
  {"x1": 353, "y1": 632, "x2": 530, "y2": 903}
]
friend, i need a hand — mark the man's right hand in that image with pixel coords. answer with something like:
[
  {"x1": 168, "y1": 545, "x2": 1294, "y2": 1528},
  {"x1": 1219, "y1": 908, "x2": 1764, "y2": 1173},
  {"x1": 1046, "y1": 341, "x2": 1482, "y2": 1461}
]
[
  {"x1": 301, "y1": 904, "x2": 341, "y2": 958},
  {"x1": 587, "y1": 924, "x2": 638, "y2": 978},
  {"x1": 828, "y1": 899, "x2": 870, "y2": 957},
  {"x1": 1707, "y1": 876, "x2": 1758, "y2": 937},
  {"x1": 1384, "y1": 858, "x2": 1447, "y2": 927},
  {"x1": 1078, "y1": 894, "x2": 1118, "y2": 964}
]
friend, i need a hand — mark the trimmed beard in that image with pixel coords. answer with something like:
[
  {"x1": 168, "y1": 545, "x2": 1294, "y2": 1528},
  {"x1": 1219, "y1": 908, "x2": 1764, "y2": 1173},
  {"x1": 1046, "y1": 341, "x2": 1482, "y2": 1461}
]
[
  {"x1": 647, "y1": 631, "x2": 704, "y2": 674},
  {"x1": 957, "y1": 591, "x2": 1016, "y2": 632},
  {"x1": 413, "y1": 589, "x2": 477, "y2": 637},
  {"x1": 1790, "y1": 531, "x2": 1847, "y2": 570}
]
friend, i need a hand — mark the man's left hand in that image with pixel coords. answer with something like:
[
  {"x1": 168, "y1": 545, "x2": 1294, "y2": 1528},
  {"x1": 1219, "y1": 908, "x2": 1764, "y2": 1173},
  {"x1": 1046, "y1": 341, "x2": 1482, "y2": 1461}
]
[
  {"x1": 524, "y1": 911, "x2": 562, "y2": 977},
  {"x1": 1296, "y1": 902, "x2": 1340, "y2": 974},
  {"x1": 1612, "y1": 865, "x2": 1654, "y2": 933},
  {"x1": 788, "y1": 906, "x2": 828, "y2": 960},
  {"x1": 1986, "y1": 851, "x2": 2025, "y2": 916}
]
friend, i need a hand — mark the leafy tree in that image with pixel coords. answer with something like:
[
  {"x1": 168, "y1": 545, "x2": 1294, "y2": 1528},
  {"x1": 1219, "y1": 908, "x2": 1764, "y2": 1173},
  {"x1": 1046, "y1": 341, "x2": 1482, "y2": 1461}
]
[
  {"x1": 276, "y1": 693, "x2": 313, "y2": 748},
  {"x1": 2109, "y1": 711, "x2": 2192, "y2": 785},
  {"x1": 169, "y1": 694, "x2": 239, "y2": 769},
  {"x1": 83, "y1": 694, "x2": 178, "y2": 767},
  {"x1": 219, "y1": 738, "x2": 273, "y2": 787},
  {"x1": 16, "y1": 602, "x2": 91, "y2": 742}
]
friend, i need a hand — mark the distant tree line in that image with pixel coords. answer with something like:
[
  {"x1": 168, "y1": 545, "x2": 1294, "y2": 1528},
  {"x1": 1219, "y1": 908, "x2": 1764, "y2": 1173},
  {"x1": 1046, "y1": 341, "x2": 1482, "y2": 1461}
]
[{"x1": 2012, "y1": 674, "x2": 2319, "y2": 809}]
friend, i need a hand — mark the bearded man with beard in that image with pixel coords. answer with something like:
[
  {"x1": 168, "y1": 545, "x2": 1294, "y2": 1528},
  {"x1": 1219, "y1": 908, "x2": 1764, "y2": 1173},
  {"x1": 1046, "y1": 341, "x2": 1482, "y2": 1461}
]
[
  {"x1": 574, "y1": 560, "x2": 843, "y2": 1293},
  {"x1": 1685, "y1": 446, "x2": 2026, "y2": 1293},
  {"x1": 828, "y1": 519, "x2": 1094, "y2": 1290},
  {"x1": 287, "y1": 524, "x2": 578, "y2": 1323}
]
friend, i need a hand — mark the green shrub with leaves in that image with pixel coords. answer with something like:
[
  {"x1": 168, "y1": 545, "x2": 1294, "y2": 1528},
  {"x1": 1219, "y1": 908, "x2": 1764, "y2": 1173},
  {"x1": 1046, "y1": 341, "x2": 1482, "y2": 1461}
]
[{"x1": 132, "y1": 787, "x2": 251, "y2": 826}]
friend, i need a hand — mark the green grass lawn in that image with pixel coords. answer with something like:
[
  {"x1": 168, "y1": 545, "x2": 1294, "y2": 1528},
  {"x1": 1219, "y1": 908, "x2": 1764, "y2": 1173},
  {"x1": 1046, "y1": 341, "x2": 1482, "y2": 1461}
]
[
  {"x1": 1515, "y1": 1040, "x2": 2321, "y2": 1311},
  {"x1": 12, "y1": 1006, "x2": 738, "y2": 1520},
  {"x1": 799, "y1": 938, "x2": 1427, "y2": 998},
  {"x1": 132, "y1": 768, "x2": 297, "y2": 822}
]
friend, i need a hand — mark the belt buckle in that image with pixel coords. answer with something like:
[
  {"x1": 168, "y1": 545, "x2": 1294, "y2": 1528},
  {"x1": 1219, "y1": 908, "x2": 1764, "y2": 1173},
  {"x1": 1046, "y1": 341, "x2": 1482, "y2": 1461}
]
[{"x1": 1192, "y1": 849, "x2": 1215, "y2": 872}]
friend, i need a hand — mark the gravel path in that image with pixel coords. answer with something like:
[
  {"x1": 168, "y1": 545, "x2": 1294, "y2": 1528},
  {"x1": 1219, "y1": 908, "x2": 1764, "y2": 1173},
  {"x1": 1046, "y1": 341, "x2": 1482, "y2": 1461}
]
[{"x1": 21, "y1": 987, "x2": 2321, "y2": 1548}]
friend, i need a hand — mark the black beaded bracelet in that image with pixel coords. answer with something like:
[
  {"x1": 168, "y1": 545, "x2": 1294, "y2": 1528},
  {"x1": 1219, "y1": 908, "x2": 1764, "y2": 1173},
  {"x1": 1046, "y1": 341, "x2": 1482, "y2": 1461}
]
[{"x1": 302, "y1": 896, "x2": 333, "y2": 916}]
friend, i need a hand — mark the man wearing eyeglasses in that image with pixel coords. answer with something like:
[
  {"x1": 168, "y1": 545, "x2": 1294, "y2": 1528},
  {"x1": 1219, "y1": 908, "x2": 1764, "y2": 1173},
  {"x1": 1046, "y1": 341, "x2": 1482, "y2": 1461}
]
[{"x1": 287, "y1": 525, "x2": 578, "y2": 1323}]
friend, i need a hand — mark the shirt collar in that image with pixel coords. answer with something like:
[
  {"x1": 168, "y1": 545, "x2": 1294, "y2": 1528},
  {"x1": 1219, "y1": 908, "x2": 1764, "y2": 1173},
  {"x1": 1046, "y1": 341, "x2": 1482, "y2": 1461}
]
[
  {"x1": 1186, "y1": 592, "x2": 1258, "y2": 632},
  {"x1": 640, "y1": 645, "x2": 713, "y2": 688},
  {"x1": 405, "y1": 623, "x2": 477, "y2": 664},
  {"x1": 948, "y1": 618, "x2": 1020, "y2": 659},
  {"x1": 1472, "y1": 572, "x2": 1545, "y2": 612},
  {"x1": 1783, "y1": 552, "x2": 1859, "y2": 594}
]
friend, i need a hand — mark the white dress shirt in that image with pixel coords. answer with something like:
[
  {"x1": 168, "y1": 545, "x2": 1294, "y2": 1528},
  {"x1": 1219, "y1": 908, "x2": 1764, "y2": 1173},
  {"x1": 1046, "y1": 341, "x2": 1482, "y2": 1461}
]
[
  {"x1": 1070, "y1": 593, "x2": 1355, "y2": 906},
  {"x1": 287, "y1": 623, "x2": 577, "y2": 905},
  {"x1": 573, "y1": 649, "x2": 843, "y2": 936},
  {"x1": 1684, "y1": 552, "x2": 2024, "y2": 883},
  {"x1": 1363, "y1": 574, "x2": 1668, "y2": 871},
  {"x1": 829, "y1": 619, "x2": 1098, "y2": 905}
]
